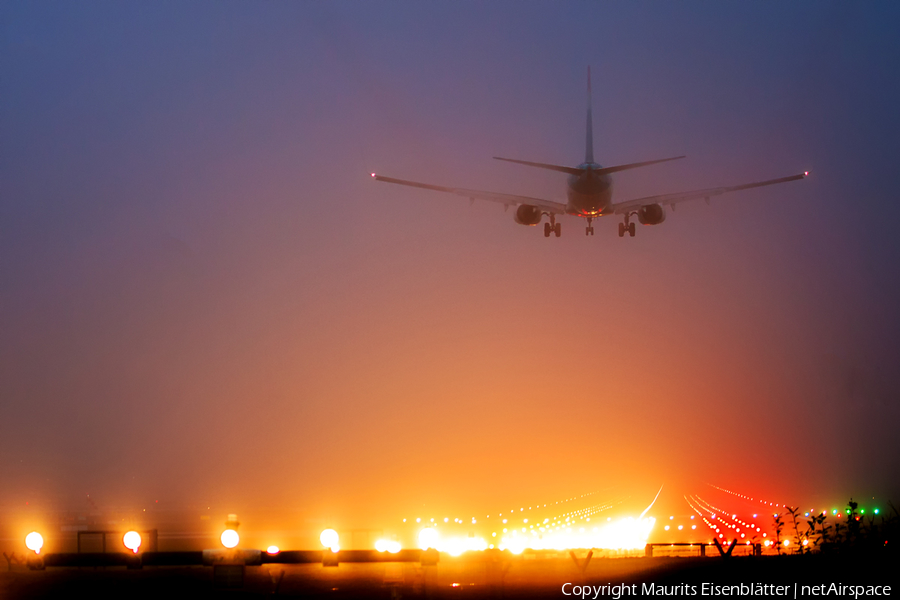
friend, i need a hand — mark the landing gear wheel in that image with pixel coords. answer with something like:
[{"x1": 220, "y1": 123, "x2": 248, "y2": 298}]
[
  {"x1": 628, "y1": 222, "x2": 635, "y2": 237},
  {"x1": 554, "y1": 223, "x2": 561, "y2": 237},
  {"x1": 585, "y1": 226, "x2": 594, "y2": 236},
  {"x1": 544, "y1": 222, "x2": 551, "y2": 237},
  {"x1": 618, "y1": 223, "x2": 625, "y2": 237}
]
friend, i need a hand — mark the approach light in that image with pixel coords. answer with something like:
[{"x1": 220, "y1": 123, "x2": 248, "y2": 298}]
[
  {"x1": 267, "y1": 546, "x2": 280, "y2": 555},
  {"x1": 221, "y1": 529, "x2": 239, "y2": 549},
  {"x1": 123, "y1": 531, "x2": 142, "y2": 554},
  {"x1": 25, "y1": 532, "x2": 43, "y2": 555},
  {"x1": 874, "y1": 509, "x2": 880, "y2": 514},
  {"x1": 783, "y1": 540, "x2": 790, "y2": 547},
  {"x1": 320, "y1": 529, "x2": 339, "y2": 552}
]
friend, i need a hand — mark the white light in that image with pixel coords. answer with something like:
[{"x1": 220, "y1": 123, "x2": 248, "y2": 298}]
[
  {"x1": 267, "y1": 546, "x2": 280, "y2": 555},
  {"x1": 221, "y1": 529, "x2": 239, "y2": 549},
  {"x1": 123, "y1": 531, "x2": 142, "y2": 554},
  {"x1": 320, "y1": 529, "x2": 339, "y2": 552},
  {"x1": 418, "y1": 528, "x2": 439, "y2": 550},
  {"x1": 25, "y1": 532, "x2": 43, "y2": 554}
]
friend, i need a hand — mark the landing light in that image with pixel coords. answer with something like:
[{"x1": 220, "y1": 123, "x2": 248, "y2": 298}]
[
  {"x1": 320, "y1": 529, "x2": 340, "y2": 552},
  {"x1": 25, "y1": 532, "x2": 43, "y2": 555},
  {"x1": 418, "y1": 528, "x2": 439, "y2": 550},
  {"x1": 267, "y1": 546, "x2": 280, "y2": 555},
  {"x1": 123, "y1": 531, "x2": 142, "y2": 554},
  {"x1": 221, "y1": 529, "x2": 239, "y2": 549}
]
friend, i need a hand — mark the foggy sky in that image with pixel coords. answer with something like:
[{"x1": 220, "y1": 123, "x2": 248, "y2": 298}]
[{"x1": 2, "y1": 1, "x2": 899, "y2": 538}]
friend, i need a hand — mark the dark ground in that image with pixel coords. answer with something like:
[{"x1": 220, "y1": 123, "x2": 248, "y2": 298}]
[{"x1": 0, "y1": 553, "x2": 894, "y2": 599}]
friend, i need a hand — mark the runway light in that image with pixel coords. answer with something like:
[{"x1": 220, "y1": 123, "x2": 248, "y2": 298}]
[
  {"x1": 320, "y1": 529, "x2": 339, "y2": 552},
  {"x1": 875, "y1": 509, "x2": 880, "y2": 514},
  {"x1": 123, "y1": 531, "x2": 142, "y2": 554},
  {"x1": 25, "y1": 532, "x2": 43, "y2": 554},
  {"x1": 221, "y1": 529, "x2": 239, "y2": 549},
  {"x1": 783, "y1": 540, "x2": 790, "y2": 547}
]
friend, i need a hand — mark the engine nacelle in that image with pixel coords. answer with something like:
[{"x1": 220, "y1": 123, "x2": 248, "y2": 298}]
[
  {"x1": 514, "y1": 204, "x2": 543, "y2": 226},
  {"x1": 637, "y1": 203, "x2": 666, "y2": 225}
]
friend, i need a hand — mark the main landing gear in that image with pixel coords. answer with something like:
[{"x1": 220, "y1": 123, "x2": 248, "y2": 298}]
[
  {"x1": 585, "y1": 217, "x2": 595, "y2": 236},
  {"x1": 618, "y1": 214, "x2": 636, "y2": 238},
  {"x1": 543, "y1": 215, "x2": 561, "y2": 238}
]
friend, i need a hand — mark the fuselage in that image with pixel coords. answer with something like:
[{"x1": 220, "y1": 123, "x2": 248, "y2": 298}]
[{"x1": 565, "y1": 163, "x2": 613, "y2": 217}]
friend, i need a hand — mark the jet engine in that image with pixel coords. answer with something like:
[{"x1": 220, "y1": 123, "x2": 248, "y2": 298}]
[
  {"x1": 637, "y1": 203, "x2": 666, "y2": 225},
  {"x1": 514, "y1": 204, "x2": 543, "y2": 226}
]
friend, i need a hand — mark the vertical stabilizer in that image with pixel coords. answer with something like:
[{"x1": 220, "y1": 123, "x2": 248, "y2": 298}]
[{"x1": 585, "y1": 66, "x2": 594, "y2": 164}]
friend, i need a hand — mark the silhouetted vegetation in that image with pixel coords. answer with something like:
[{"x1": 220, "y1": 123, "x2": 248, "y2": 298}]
[{"x1": 776, "y1": 498, "x2": 897, "y2": 557}]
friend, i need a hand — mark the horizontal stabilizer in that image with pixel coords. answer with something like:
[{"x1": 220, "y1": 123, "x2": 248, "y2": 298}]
[
  {"x1": 493, "y1": 155, "x2": 685, "y2": 177},
  {"x1": 492, "y1": 157, "x2": 584, "y2": 176},
  {"x1": 595, "y1": 155, "x2": 685, "y2": 176}
]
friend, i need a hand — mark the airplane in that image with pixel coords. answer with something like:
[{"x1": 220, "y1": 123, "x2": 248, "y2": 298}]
[{"x1": 371, "y1": 67, "x2": 808, "y2": 238}]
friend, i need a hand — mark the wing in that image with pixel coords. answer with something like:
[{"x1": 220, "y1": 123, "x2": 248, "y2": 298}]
[
  {"x1": 611, "y1": 172, "x2": 808, "y2": 215},
  {"x1": 371, "y1": 173, "x2": 567, "y2": 214}
]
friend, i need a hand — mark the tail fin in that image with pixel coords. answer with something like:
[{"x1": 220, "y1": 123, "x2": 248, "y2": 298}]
[{"x1": 585, "y1": 66, "x2": 594, "y2": 164}]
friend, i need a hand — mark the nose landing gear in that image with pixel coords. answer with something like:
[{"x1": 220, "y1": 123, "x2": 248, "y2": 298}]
[{"x1": 585, "y1": 217, "x2": 594, "y2": 236}]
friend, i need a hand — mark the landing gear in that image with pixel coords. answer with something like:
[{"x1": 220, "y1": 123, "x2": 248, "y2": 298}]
[
  {"x1": 585, "y1": 217, "x2": 594, "y2": 236},
  {"x1": 544, "y1": 216, "x2": 561, "y2": 238},
  {"x1": 618, "y1": 215, "x2": 636, "y2": 238}
]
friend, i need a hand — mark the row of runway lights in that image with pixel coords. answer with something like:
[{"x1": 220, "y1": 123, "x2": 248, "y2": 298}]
[
  {"x1": 24, "y1": 530, "x2": 144, "y2": 555},
  {"x1": 400, "y1": 490, "x2": 606, "y2": 527},
  {"x1": 22, "y1": 491, "x2": 619, "y2": 559},
  {"x1": 707, "y1": 483, "x2": 881, "y2": 518},
  {"x1": 684, "y1": 495, "x2": 764, "y2": 544},
  {"x1": 707, "y1": 483, "x2": 786, "y2": 508}
]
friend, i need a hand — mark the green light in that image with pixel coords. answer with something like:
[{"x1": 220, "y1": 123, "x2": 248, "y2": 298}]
[
  {"x1": 832, "y1": 509, "x2": 837, "y2": 515},
  {"x1": 874, "y1": 509, "x2": 880, "y2": 514},
  {"x1": 860, "y1": 509, "x2": 865, "y2": 514}
]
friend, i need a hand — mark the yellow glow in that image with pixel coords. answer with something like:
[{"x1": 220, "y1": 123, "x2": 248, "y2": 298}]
[
  {"x1": 498, "y1": 516, "x2": 655, "y2": 552},
  {"x1": 375, "y1": 539, "x2": 401, "y2": 553},
  {"x1": 25, "y1": 532, "x2": 43, "y2": 554},
  {"x1": 123, "y1": 531, "x2": 142, "y2": 554},
  {"x1": 418, "y1": 528, "x2": 439, "y2": 550},
  {"x1": 320, "y1": 529, "x2": 339, "y2": 552},
  {"x1": 221, "y1": 529, "x2": 239, "y2": 549}
]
